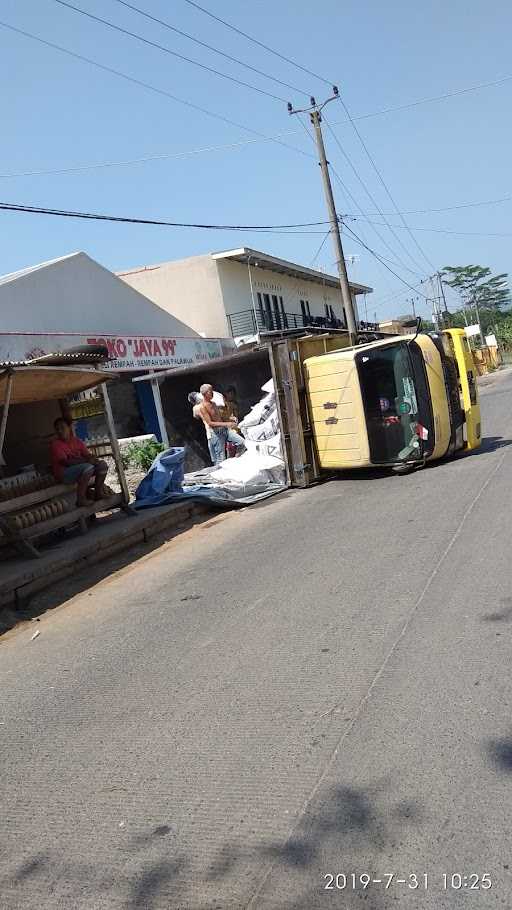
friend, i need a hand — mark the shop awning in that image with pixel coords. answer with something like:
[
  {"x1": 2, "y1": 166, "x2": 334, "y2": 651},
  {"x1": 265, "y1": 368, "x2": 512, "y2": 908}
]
[
  {"x1": 132, "y1": 348, "x2": 266, "y2": 384},
  {"x1": 0, "y1": 366, "x2": 115, "y2": 406}
]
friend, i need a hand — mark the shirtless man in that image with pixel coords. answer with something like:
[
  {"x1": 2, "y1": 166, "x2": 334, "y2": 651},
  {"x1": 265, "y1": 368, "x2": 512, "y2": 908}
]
[{"x1": 197, "y1": 383, "x2": 245, "y2": 465}]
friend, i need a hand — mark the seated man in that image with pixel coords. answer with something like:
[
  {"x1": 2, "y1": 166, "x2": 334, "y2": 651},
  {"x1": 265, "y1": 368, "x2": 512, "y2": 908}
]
[{"x1": 51, "y1": 418, "x2": 108, "y2": 506}]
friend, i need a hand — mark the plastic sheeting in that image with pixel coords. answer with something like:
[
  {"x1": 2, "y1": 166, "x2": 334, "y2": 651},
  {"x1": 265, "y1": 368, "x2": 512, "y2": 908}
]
[{"x1": 132, "y1": 379, "x2": 287, "y2": 510}]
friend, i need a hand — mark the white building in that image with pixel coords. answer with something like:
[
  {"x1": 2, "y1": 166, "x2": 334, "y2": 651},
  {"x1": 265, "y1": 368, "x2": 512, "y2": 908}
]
[
  {"x1": 118, "y1": 247, "x2": 373, "y2": 340},
  {"x1": 0, "y1": 251, "x2": 235, "y2": 368},
  {"x1": 0, "y1": 251, "x2": 234, "y2": 439}
]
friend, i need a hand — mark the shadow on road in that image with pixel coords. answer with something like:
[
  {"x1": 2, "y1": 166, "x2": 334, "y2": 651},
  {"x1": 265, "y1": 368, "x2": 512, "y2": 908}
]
[
  {"x1": 486, "y1": 737, "x2": 512, "y2": 772},
  {"x1": 2, "y1": 782, "x2": 424, "y2": 910},
  {"x1": 465, "y1": 436, "x2": 512, "y2": 455}
]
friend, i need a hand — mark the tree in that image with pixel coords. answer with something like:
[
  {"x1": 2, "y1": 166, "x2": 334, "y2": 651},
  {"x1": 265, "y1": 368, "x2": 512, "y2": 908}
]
[
  {"x1": 494, "y1": 315, "x2": 512, "y2": 346},
  {"x1": 441, "y1": 265, "x2": 511, "y2": 311}
]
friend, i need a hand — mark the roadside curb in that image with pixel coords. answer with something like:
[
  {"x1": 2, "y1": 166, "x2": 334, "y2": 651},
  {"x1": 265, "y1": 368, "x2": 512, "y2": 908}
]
[
  {"x1": 478, "y1": 366, "x2": 512, "y2": 389},
  {"x1": 0, "y1": 501, "x2": 210, "y2": 622}
]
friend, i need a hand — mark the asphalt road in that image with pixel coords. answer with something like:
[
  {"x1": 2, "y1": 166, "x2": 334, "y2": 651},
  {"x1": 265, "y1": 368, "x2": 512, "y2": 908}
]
[{"x1": 2, "y1": 370, "x2": 512, "y2": 910}]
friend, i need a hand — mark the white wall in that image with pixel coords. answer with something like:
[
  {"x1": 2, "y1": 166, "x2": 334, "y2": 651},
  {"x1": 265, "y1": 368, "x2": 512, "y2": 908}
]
[
  {"x1": 118, "y1": 254, "x2": 228, "y2": 337},
  {"x1": 0, "y1": 252, "x2": 200, "y2": 337},
  {"x1": 118, "y1": 253, "x2": 362, "y2": 338},
  {"x1": 216, "y1": 259, "x2": 349, "y2": 322}
]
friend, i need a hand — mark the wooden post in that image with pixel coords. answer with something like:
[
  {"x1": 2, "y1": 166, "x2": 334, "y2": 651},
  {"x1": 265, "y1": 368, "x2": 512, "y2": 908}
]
[
  {"x1": 101, "y1": 382, "x2": 130, "y2": 505},
  {"x1": 150, "y1": 376, "x2": 169, "y2": 447},
  {"x1": 0, "y1": 371, "x2": 14, "y2": 466},
  {"x1": 268, "y1": 343, "x2": 291, "y2": 488}
]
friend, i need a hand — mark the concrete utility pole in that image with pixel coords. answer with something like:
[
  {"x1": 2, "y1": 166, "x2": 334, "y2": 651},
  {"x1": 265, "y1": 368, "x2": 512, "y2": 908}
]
[{"x1": 287, "y1": 90, "x2": 358, "y2": 343}]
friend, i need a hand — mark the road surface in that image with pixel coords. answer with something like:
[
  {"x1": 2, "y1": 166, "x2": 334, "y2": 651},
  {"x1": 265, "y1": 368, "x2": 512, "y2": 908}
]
[{"x1": 2, "y1": 370, "x2": 512, "y2": 910}]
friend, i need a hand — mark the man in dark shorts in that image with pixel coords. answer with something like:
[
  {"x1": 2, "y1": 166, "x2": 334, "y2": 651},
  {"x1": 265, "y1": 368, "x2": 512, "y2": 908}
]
[{"x1": 51, "y1": 418, "x2": 108, "y2": 506}]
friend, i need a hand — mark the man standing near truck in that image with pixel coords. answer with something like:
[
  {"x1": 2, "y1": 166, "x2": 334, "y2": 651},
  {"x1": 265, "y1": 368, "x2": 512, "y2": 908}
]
[{"x1": 197, "y1": 383, "x2": 245, "y2": 465}]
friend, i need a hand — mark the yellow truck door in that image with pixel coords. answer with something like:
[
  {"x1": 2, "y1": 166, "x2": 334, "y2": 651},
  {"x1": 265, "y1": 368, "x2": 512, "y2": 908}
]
[{"x1": 442, "y1": 328, "x2": 482, "y2": 450}]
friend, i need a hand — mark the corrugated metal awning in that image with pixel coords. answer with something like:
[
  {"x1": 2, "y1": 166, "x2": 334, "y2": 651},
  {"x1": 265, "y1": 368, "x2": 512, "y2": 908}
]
[
  {"x1": 0, "y1": 366, "x2": 115, "y2": 406},
  {"x1": 132, "y1": 348, "x2": 267, "y2": 384}
]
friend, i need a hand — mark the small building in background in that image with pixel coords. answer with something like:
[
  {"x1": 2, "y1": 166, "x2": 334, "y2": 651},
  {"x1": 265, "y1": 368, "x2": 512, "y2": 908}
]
[
  {"x1": 0, "y1": 252, "x2": 235, "y2": 441},
  {"x1": 378, "y1": 319, "x2": 411, "y2": 336},
  {"x1": 118, "y1": 247, "x2": 373, "y2": 341}
]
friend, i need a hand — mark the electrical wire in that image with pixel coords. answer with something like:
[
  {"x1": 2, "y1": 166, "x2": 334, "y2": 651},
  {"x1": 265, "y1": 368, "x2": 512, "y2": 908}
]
[
  {"x1": 181, "y1": 0, "x2": 333, "y2": 87},
  {"x1": 0, "y1": 132, "x2": 309, "y2": 180},
  {"x1": 329, "y1": 164, "x2": 424, "y2": 279},
  {"x1": 355, "y1": 218, "x2": 512, "y2": 238},
  {"x1": 3, "y1": 16, "x2": 511, "y2": 181},
  {"x1": 346, "y1": 194, "x2": 512, "y2": 217},
  {"x1": 342, "y1": 223, "x2": 430, "y2": 298},
  {"x1": 328, "y1": 163, "x2": 422, "y2": 300},
  {"x1": 0, "y1": 201, "x2": 330, "y2": 232},
  {"x1": 335, "y1": 99, "x2": 437, "y2": 272},
  {"x1": 323, "y1": 115, "x2": 428, "y2": 275},
  {"x1": 111, "y1": 0, "x2": 309, "y2": 97},
  {"x1": 353, "y1": 73, "x2": 512, "y2": 124},
  {"x1": 291, "y1": 114, "x2": 426, "y2": 284},
  {"x1": 52, "y1": 0, "x2": 288, "y2": 103},
  {"x1": 309, "y1": 231, "x2": 331, "y2": 267},
  {"x1": 181, "y1": 0, "x2": 512, "y2": 128},
  {"x1": 294, "y1": 119, "x2": 411, "y2": 296},
  {"x1": 0, "y1": 20, "x2": 313, "y2": 161}
]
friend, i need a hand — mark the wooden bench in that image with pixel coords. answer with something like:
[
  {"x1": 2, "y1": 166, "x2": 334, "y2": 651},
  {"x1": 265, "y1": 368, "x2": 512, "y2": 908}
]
[{"x1": 0, "y1": 474, "x2": 125, "y2": 559}]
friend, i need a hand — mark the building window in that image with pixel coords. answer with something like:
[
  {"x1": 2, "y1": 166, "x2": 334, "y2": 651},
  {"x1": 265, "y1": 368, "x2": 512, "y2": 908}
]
[
  {"x1": 300, "y1": 300, "x2": 311, "y2": 324},
  {"x1": 263, "y1": 293, "x2": 273, "y2": 329},
  {"x1": 279, "y1": 296, "x2": 288, "y2": 328},
  {"x1": 272, "y1": 295, "x2": 282, "y2": 329},
  {"x1": 324, "y1": 304, "x2": 330, "y2": 319}
]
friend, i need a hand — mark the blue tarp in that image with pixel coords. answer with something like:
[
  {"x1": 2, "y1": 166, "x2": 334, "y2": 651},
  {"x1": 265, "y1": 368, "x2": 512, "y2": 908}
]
[{"x1": 131, "y1": 447, "x2": 285, "y2": 511}]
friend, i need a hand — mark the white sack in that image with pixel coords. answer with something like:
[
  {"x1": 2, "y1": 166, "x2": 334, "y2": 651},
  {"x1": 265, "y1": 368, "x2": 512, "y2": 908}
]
[
  {"x1": 242, "y1": 409, "x2": 280, "y2": 442},
  {"x1": 238, "y1": 393, "x2": 275, "y2": 430}
]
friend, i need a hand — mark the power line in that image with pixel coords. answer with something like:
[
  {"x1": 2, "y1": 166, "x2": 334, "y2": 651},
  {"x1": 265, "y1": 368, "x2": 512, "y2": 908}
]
[
  {"x1": 111, "y1": 0, "x2": 309, "y2": 97},
  {"x1": 347, "y1": 194, "x2": 512, "y2": 216},
  {"x1": 2, "y1": 18, "x2": 511, "y2": 178},
  {"x1": 329, "y1": 164, "x2": 424, "y2": 279},
  {"x1": 181, "y1": 0, "x2": 333, "y2": 87},
  {"x1": 355, "y1": 218, "x2": 512, "y2": 238},
  {"x1": 182, "y1": 0, "x2": 512, "y2": 119},
  {"x1": 334, "y1": 100, "x2": 437, "y2": 273},
  {"x1": 0, "y1": 132, "x2": 310, "y2": 180},
  {"x1": 0, "y1": 20, "x2": 313, "y2": 161},
  {"x1": 292, "y1": 111, "x2": 426, "y2": 283},
  {"x1": 286, "y1": 108, "x2": 429, "y2": 307},
  {"x1": 323, "y1": 118, "x2": 427, "y2": 276},
  {"x1": 309, "y1": 231, "x2": 331, "y2": 266},
  {"x1": 343, "y1": 223, "x2": 430, "y2": 298},
  {"x1": 354, "y1": 73, "x2": 512, "y2": 123},
  {"x1": 0, "y1": 200, "x2": 330, "y2": 232},
  {"x1": 328, "y1": 163, "x2": 425, "y2": 303},
  {"x1": 52, "y1": 0, "x2": 288, "y2": 103}
]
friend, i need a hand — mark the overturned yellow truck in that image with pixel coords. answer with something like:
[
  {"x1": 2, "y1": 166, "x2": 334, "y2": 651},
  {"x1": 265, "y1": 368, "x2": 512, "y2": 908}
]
[{"x1": 304, "y1": 328, "x2": 481, "y2": 474}]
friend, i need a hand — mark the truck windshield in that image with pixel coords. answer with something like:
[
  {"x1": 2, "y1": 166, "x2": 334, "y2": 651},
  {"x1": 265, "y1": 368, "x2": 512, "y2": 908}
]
[{"x1": 356, "y1": 343, "x2": 430, "y2": 465}]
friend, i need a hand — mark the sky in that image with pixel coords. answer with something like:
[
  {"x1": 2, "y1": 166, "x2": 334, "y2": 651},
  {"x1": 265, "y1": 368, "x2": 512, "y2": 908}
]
[{"x1": 1, "y1": 0, "x2": 511, "y2": 321}]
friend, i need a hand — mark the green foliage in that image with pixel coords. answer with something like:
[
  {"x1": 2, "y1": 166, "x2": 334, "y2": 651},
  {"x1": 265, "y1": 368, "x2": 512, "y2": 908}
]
[
  {"x1": 445, "y1": 306, "x2": 512, "y2": 341},
  {"x1": 494, "y1": 314, "x2": 512, "y2": 346},
  {"x1": 441, "y1": 265, "x2": 510, "y2": 310},
  {"x1": 121, "y1": 440, "x2": 165, "y2": 473}
]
